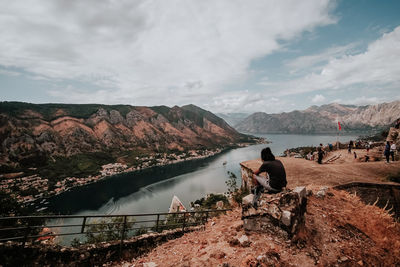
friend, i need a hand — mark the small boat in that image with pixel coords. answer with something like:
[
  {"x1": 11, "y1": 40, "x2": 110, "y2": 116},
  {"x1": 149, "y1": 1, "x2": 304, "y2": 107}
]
[
  {"x1": 168, "y1": 195, "x2": 186, "y2": 213},
  {"x1": 222, "y1": 161, "x2": 227, "y2": 165},
  {"x1": 36, "y1": 207, "x2": 48, "y2": 212}
]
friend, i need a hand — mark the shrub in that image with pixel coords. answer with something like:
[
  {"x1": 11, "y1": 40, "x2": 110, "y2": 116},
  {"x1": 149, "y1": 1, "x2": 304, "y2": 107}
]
[
  {"x1": 225, "y1": 171, "x2": 249, "y2": 205},
  {"x1": 84, "y1": 217, "x2": 135, "y2": 244}
]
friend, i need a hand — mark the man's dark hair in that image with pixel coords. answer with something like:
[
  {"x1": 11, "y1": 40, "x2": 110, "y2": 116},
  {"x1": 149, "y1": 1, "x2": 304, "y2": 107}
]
[{"x1": 261, "y1": 147, "x2": 275, "y2": 161}]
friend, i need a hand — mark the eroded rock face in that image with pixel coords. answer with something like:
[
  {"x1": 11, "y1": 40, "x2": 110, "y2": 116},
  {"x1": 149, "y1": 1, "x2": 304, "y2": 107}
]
[
  {"x1": 387, "y1": 127, "x2": 400, "y2": 147},
  {"x1": 236, "y1": 101, "x2": 400, "y2": 134},
  {"x1": 0, "y1": 103, "x2": 246, "y2": 166},
  {"x1": 242, "y1": 186, "x2": 307, "y2": 237}
]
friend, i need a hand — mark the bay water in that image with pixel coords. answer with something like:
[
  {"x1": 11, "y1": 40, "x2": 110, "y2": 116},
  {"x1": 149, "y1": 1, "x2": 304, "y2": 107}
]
[{"x1": 47, "y1": 134, "x2": 359, "y2": 216}]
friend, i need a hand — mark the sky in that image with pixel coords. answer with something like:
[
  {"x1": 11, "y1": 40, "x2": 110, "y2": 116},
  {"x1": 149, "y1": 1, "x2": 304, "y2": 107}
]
[{"x1": 1, "y1": 0, "x2": 400, "y2": 114}]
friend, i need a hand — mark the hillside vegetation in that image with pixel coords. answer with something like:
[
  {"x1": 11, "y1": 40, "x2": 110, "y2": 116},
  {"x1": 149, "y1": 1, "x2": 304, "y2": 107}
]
[{"x1": 0, "y1": 102, "x2": 258, "y2": 181}]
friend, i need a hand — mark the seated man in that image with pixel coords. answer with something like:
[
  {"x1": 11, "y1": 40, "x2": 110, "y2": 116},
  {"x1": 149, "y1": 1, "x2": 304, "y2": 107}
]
[{"x1": 252, "y1": 147, "x2": 287, "y2": 207}]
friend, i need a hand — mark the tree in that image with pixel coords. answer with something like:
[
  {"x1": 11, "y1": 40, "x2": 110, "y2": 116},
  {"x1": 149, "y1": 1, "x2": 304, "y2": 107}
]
[{"x1": 225, "y1": 171, "x2": 249, "y2": 205}]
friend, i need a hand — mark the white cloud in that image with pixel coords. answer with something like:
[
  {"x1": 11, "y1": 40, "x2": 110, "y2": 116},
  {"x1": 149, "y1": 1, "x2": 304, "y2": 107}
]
[
  {"x1": 204, "y1": 91, "x2": 287, "y2": 113},
  {"x1": 270, "y1": 25, "x2": 400, "y2": 97},
  {"x1": 285, "y1": 43, "x2": 358, "y2": 72},
  {"x1": 0, "y1": 0, "x2": 335, "y2": 107},
  {"x1": 342, "y1": 96, "x2": 382, "y2": 106},
  {"x1": 0, "y1": 69, "x2": 21, "y2": 77},
  {"x1": 311, "y1": 94, "x2": 326, "y2": 103}
]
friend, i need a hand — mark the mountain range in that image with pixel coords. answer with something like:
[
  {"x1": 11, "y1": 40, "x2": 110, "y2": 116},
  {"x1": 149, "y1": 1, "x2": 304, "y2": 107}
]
[
  {"x1": 215, "y1": 113, "x2": 250, "y2": 128},
  {"x1": 0, "y1": 102, "x2": 254, "y2": 170},
  {"x1": 234, "y1": 101, "x2": 400, "y2": 134}
]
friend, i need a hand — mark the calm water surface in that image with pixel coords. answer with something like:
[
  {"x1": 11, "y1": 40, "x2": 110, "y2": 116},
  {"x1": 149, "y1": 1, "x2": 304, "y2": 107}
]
[{"x1": 46, "y1": 134, "x2": 359, "y2": 216}]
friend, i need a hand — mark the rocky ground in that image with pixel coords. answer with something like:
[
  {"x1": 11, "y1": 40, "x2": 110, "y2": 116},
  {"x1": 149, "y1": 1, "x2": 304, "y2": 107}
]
[
  {"x1": 114, "y1": 189, "x2": 400, "y2": 267},
  {"x1": 111, "y1": 148, "x2": 400, "y2": 267}
]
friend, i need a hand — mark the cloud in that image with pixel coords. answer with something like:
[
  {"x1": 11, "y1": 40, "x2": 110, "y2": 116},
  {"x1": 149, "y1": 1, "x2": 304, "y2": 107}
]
[
  {"x1": 270, "y1": 25, "x2": 400, "y2": 97},
  {"x1": 0, "y1": 0, "x2": 336, "y2": 107},
  {"x1": 342, "y1": 96, "x2": 382, "y2": 106},
  {"x1": 311, "y1": 94, "x2": 326, "y2": 103},
  {"x1": 285, "y1": 43, "x2": 358, "y2": 72},
  {"x1": 0, "y1": 68, "x2": 21, "y2": 77},
  {"x1": 204, "y1": 91, "x2": 287, "y2": 113}
]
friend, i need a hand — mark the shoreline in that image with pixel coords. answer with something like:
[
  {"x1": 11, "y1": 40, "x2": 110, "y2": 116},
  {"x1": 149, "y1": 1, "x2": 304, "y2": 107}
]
[{"x1": 15, "y1": 141, "x2": 265, "y2": 212}]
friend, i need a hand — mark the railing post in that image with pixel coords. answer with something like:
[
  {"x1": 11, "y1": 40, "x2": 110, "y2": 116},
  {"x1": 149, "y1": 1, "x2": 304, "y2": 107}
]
[
  {"x1": 119, "y1": 216, "x2": 127, "y2": 256},
  {"x1": 81, "y1": 217, "x2": 87, "y2": 233},
  {"x1": 182, "y1": 213, "x2": 186, "y2": 232},
  {"x1": 155, "y1": 214, "x2": 160, "y2": 232},
  {"x1": 22, "y1": 223, "x2": 30, "y2": 247}
]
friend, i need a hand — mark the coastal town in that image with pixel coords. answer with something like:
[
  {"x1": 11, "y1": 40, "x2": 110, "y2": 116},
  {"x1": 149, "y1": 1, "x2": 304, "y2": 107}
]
[{"x1": 0, "y1": 148, "x2": 224, "y2": 206}]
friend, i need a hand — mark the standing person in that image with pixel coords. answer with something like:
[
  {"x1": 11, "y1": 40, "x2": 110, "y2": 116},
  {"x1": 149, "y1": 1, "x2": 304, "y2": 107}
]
[
  {"x1": 366, "y1": 142, "x2": 370, "y2": 152},
  {"x1": 384, "y1": 141, "x2": 391, "y2": 163},
  {"x1": 329, "y1": 143, "x2": 333, "y2": 151},
  {"x1": 348, "y1": 140, "x2": 353, "y2": 154},
  {"x1": 317, "y1": 143, "x2": 324, "y2": 164},
  {"x1": 252, "y1": 147, "x2": 287, "y2": 193},
  {"x1": 390, "y1": 141, "x2": 397, "y2": 162}
]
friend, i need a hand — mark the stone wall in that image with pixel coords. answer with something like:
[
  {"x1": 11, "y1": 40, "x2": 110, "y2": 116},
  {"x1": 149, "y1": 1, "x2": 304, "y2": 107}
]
[
  {"x1": 335, "y1": 182, "x2": 400, "y2": 218},
  {"x1": 0, "y1": 226, "x2": 201, "y2": 266},
  {"x1": 240, "y1": 164, "x2": 256, "y2": 191},
  {"x1": 242, "y1": 187, "x2": 307, "y2": 238}
]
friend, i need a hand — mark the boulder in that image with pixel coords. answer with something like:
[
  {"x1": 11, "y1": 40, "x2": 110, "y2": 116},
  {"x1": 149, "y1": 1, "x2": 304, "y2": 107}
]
[
  {"x1": 293, "y1": 186, "x2": 307, "y2": 204},
  {"x1": 242, "y1": 194, "x2": 255, "y2": 206},
  {"x1": 316, "y1": 186, "x2": 329, "y2": 199}
]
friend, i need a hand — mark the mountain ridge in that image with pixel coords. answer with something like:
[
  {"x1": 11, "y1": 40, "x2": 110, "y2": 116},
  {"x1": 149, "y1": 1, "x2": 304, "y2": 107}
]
[
  {"x1": 235, "y1": 100, "x2": 400, "y2": 134},
  {"x1": 0, "y1": 102, "x2": 255, "y2": 171}
]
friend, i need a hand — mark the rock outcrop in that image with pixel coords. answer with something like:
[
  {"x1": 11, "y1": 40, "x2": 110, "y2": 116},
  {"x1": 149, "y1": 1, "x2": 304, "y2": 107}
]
[
  {"x1": 0, "y1": 102, "x2": 255, "y2": 167},
  {"x1": 387, "y1": 127, "x2": 400, "y2": 145},
  {"x1": 242, "y1": 186, "x2": 307, "y2": 238}
]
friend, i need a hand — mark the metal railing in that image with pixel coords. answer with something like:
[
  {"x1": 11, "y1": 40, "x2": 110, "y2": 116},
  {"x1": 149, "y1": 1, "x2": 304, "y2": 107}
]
[{"x1": 0, "y1": 209, "x2": 231, "y2": 247}]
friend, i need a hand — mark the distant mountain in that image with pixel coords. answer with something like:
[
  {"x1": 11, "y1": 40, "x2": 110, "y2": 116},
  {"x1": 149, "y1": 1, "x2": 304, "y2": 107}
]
[
  {"x1": 215, "y1": 112, "x2": 250, "y2": 127},
  {"x1": 0, "y1": 102, "x2": 254, "y2": 168},
  {"x1": 235, "y1": 101, "x2": 400, "y2": 134}
]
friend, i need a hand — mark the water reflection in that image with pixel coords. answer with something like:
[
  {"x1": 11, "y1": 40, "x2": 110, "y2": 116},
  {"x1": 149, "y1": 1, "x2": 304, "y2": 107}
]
[{"x1": 47, "y1": 154, "x2": 222, "y2": 214}]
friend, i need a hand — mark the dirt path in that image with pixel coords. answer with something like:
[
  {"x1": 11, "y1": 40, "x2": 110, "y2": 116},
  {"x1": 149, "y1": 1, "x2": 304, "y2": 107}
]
[{"x1": 243, "y1": 148, "x2": 400, "y2": 188}]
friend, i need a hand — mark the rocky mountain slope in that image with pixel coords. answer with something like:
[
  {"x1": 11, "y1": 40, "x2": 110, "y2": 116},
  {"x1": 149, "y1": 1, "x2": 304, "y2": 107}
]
[
  {"x1": 215, "y1": 112, "x2": 250, "y2": 127},
  {"x1": 235, "y1": 101, "x2": 400, "y2": 134},
  {"x1": 0, "y1": 102, "x2": 254, "y2": 170}
]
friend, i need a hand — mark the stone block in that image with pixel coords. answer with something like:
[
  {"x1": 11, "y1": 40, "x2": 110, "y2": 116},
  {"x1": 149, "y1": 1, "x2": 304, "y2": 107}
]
[
  {"x1": 237, "y1": 234, "x2": 251, "y2": 247},
  {"x1": 316, "y1": 186, "x2": 329, "y2": 199},
  {"x1": 281, "y1": 210, "x2": 291, "y2": 226},
  {"x1": 242, "y1": 187, "x2": 307, "y2": 237},
  {"x1": 293, "y1": 186, "x2": 306, "y2": 203},
  {"x1": 242, "y1": 194, "x2": 254, "y2": 206}
]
